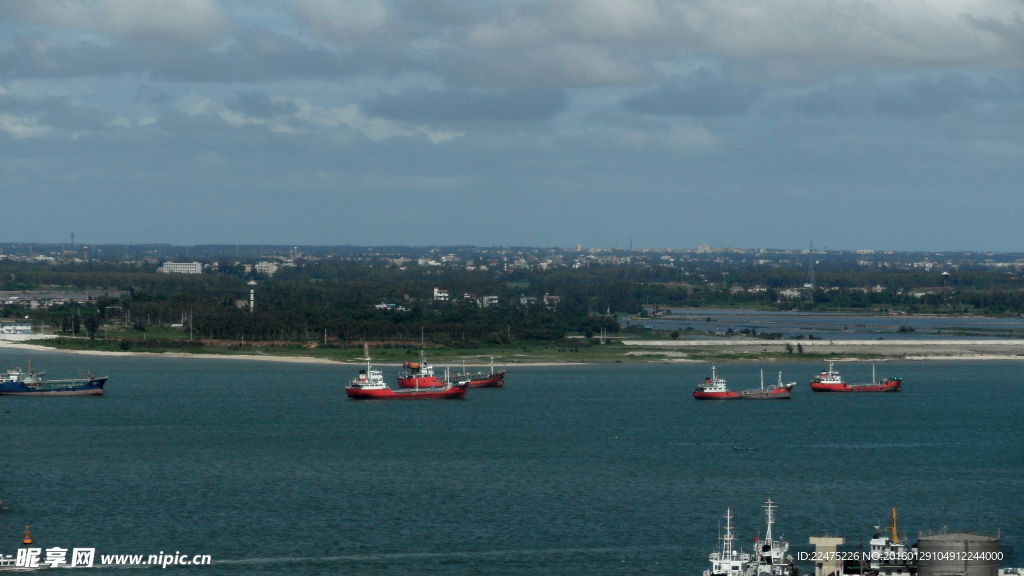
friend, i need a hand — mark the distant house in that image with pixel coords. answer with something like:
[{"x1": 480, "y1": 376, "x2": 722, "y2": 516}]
[
  {"x1": 481, "y1": 296, "x2": 500, "y2": 308},
  {"x1": 543, "y1": 294, "x2": 560, "y2": 309},
  {"x1": 159, "y1": 262, "x2": 202, "y2": 274},
  {"x1": 779, "y1": 289, "x2": 801, "y2": 299},
  {"x1": 433, "y1": 288, "x2": 450, "y2": 301},
  {"x1": 519, "y1": 296, "x2": 537, "y2": 306},
  {"x1": 255, "y1": 261, "x2": 278, "y2": 276}
]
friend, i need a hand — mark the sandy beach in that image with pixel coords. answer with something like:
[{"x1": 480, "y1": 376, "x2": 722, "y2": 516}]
[{"x1": 0, "y1": 339, "x2": 575, "y2": 367}]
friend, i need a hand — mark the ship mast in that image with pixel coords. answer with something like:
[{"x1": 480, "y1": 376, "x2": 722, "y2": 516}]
[
  {"x1": 890, "y1": 508, "x2": 898, "y2": 544},
  {"x1": 764, "y1": 498, "x2": 775, "y2": 543},
  {"x1": 723, "y1": 508, "x2": 736, "y2": 559}
]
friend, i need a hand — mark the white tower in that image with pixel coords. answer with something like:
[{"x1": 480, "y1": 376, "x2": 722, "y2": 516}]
[{"x1": 248, "y1": 279, "x2": 257, "y2": 312}]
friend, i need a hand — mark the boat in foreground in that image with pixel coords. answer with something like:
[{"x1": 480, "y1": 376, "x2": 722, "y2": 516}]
[
  {"x1": 0, "y1": 361, "x2": 107, "y2": 396},
  {"x1": 347, "y1": 348, "x2": 468, "y2": 400},
  {"x1": 702, "y1": 507, "x2": 752, "y2": 576},
  {"x1": 810, "y1": 363, "x2": 901, "y2": 392}
]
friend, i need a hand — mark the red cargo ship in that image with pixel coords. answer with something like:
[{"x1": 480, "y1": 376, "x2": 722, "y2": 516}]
[
  {"x1": 810, "y1": 363, "x2": 901, "y2": 392},
  {"x1": 694, "y1": 367, "x2": 795, "y2": 400},
  {"x1": 459, "y1": 358, "x2": 505, "y2": 388},
  {"x1": 346, "y1": 349, "x2": 468, "y2": 400},
  {"x1": 693, "y1": 366, "x2": 740, "y2": 399},
  {"x1": 397, "y1": 356, "x2": 448, "y2": 389}
]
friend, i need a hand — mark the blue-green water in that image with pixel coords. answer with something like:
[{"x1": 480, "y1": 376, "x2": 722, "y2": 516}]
[{"x1": 0, "y1": 351, "x2": 1021, "y2": 575}]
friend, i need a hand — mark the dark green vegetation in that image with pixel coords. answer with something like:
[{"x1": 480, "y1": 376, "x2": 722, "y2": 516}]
[{"x1": 3, "y1": 253, "x2": 1024, "y2": 357}]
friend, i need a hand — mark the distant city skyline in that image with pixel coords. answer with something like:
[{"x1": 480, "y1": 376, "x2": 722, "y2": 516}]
[{"x1": 2, "y1": 1, "x2": 1022, "y2": 251}]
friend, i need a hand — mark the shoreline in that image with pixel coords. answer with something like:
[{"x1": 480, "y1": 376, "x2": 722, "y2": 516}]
[
  {"x1": 0, "y1": 340, "x2": 581, "y2": 367},
  {"x1": 3, "y1": 338, "x2": 1024, "y2": 365}
]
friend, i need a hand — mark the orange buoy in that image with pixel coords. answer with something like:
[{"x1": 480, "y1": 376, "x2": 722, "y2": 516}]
[{"x1": 23, "y1": 526, "x2": 32, "y2": 545}]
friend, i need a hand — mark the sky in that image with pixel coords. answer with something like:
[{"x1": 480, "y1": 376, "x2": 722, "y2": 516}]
[{"x1": 1, "y1": 0, "x2": 1023, "y2": 251}]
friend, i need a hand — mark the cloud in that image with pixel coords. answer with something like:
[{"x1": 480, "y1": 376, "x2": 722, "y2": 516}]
[
  {"x1": 0, "y1": 27, "x2": 362, "y2": 82},
  {"x1": 172, "y1": 92, "x2": 464, "y2": 143},
  {"x1": 674, "y1": 0, "x2": 1024, "y2": 68},
  {"x1": 290, "y1": 0, "x2": 390, "y2": 42},
  {"x1": 623, "y1": 68, "x2": 764, "y2": 116},
  {"x1": 8, "y1": 0, "x2": 231, "y2": 44},
  {"x1": 0, "y1": 113, "x2": 51, "y2": 138},
  {"x1": 226, "y1": 91, "x2": 300, "y2": 118},
  {"x1": 363, "y1": 87, "x2": 567, "y2": 122},
  {"x1": 787, "y1": 72, "x2": 1022, "y2": 116}
]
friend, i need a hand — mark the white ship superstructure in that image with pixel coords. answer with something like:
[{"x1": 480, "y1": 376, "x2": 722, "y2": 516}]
[
  {"x1": 704, "y1": 509, "x2": 753, "y2": 576},
  {"x1": 754, "y1": 499, "x2": 794, "y2": 576}
]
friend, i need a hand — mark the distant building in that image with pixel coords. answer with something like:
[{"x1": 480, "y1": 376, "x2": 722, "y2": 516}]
[
  {"x1": 159, "y1": 262, "x2": 202, "y2": 274},
  {"x1": 255, "y1": 261, "x2": 278, "y2": 276},
  {"x1": 433, "y1": 288, "x2": 450, "y2": 301},
  {"x1": 481, "y1": 296, "x2": 500, "y2": 308},
  {"x1": 543, "y1": 294, "x2": 560, "y2": 309},
  {"x1": 697, "y1": 244, "x2": 714, "y2": 253},
  {"x1": 780, "y1": 289, "x2": 801, "y2": 299},
  {"x1": 519, "y1": 296, "x2": 537, "y2": 306}
]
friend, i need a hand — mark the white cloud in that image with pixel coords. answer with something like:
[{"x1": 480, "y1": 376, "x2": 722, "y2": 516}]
[
  {"x1": 675, "y1": 0, "x2": 1024, "y2": 67},
  {"x1": 174, "y1": 93, "x2": 463, "y2": 143},
  {"x1": 11, "y1": 0, "x2": 231, "y2": 44},
  {"x1": 290, "y1": 0, "x2": 390, "y2": 41},
  {"x1": 0, "y1": 113, "x2": 52, "y2": 138}
]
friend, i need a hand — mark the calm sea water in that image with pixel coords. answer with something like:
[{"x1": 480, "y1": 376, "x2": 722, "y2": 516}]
[{"x1": 0, "y1": 350, "x2": 1021, "y2": 575}]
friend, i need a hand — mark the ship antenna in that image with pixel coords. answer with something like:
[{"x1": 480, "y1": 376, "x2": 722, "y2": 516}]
[{"x1": 761, "y1": 369, "x2": 764, "y2": 390}]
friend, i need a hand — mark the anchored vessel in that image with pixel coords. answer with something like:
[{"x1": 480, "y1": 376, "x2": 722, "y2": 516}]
[
  {"x1": 810, "y1": 363, "x2": 901, "y2": 392},
  {"x1": 694, "y1": 366, "x2": 740, "y2": 399},
  {"x1": 737, "y1": 371, "x2": 796, "y2": 400},
  {"x1": 695, "y1": 367, "x2": 795, "y2": 400},
  {"x1": 397, "y1": 352, "x2": 448, "y2": 389},
  {"x1": 347, "y1": 347, "x2": 468, "y2": 400},
  {"x1": 460, "y1": 357, "x2": 505, "y2": 388},
  {"x1": 0, "y1": 360, "x2": 107, "y2": 396}
]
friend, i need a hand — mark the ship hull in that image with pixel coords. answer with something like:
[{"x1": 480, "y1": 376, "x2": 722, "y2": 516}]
[
  {"x1": 810, "y1": 380, "x2": 901, "y2": 392},
  {"x1": 693, "y1": 390, "x2": 741, "y2": 400},
  {"x1": 0, "y1": 377, "x2": 106, "y2": 396},
  {"x1": 467, "y1": 372, "x2": 505, "y2": 388},
  {"x1": 347, "y1": 385, "x2": 467, "y2": 400},
  {"x1": 736, "y1": 385, "x2": 793, "y2": 399}
]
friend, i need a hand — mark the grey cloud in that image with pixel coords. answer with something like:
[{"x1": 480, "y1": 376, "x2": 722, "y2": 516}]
[
  {"x1": 226, "y1": 92, "x2": 299, "y2": 118},
  {"x1": 874, "y1": 73, "x2": 1016, "y2": 116},
  {"x1": 0, "y1": 27, "x2": 388, "y2": 82},
  {"x1": 622, "y1": 68, "x2": 764, "y2": 116},
  {"x1": 363, "y1": 87, "x2": 568, "y2": 122},
  {"x1": 788, "y1": 73, "x2": 1022, "y2": 117}
]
